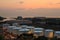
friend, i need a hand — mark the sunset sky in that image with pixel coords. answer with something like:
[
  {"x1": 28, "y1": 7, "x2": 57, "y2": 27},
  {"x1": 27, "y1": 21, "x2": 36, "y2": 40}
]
[
  {"x1": 0, "y1": 0, "x2": 60, "y2": 9},
  {"x1": 0, "y1": 0, "x2": 60, "y2": 17}
]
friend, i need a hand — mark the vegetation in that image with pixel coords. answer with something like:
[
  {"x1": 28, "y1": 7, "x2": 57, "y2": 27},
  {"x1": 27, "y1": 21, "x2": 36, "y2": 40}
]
[
  {"x1": 0, "y1": 16, "x2": 6, "y2": 20},
  {"x1": 0, "y1": 35, "x2": 4, "y2": 40}
]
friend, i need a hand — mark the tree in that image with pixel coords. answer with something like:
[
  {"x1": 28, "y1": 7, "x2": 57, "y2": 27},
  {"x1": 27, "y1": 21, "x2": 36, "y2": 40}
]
[
  {"x1": 0, "y1": 16, "x2": 6, "y2": 20},
  {"x1": 16, "y1": 16, "x2": 22, "y2": 20},
  {"x1": 0, "y1": 35, "x2": 4, "y2": 40}
]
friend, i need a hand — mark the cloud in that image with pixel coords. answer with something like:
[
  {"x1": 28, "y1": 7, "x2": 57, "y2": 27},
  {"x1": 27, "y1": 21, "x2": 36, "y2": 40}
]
[
  {"x1": 19, "y1": 1, "x2": 24, "y2": 4},
  {"x1": 49, "y1": 2, "x2": 53, "y2": 5},
  {"x1": 56, "y1": 2, "x2": 60, "y2": 4},
  {"x1": 49, "y1": 2, "x2": 60, "y2": 5}
]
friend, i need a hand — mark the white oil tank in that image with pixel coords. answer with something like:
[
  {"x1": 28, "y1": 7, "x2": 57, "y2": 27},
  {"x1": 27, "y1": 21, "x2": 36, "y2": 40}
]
[
  {"x1": 12, "y1": 27, "x2": 21, "y2": 34},
  {"x1": 7, "y1": 26, "x2": 16, "y2": 33},
  {"x1": 45, "y1": 29, "x2": 54, "y2": 38},
  {"x1": 3, "y1": 24, "x2": 10, "y2": 29},
  {"x1": 54, "y1": 31, "x2": 60, "y2": 38},
  {"x1": 18, "y1": 29, "x2": 30, "y2": 35},
  {"x1": 33, "y1": 28, "x2": 44, "y2": 37}
]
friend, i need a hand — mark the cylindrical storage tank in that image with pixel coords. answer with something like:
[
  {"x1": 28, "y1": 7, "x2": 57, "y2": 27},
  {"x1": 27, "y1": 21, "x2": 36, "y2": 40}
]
[
  {"x1": 7, "y1": 26, "x2": 16, "y2": 33},
  {"x1": 34, "y1": 28, "x2": 44, "y2": 31},
  {"x1": 34, "y1": 31, "x2": 44, "y2": 37},
  {"x1": 33, "y1": 28, "x2": 44, "y2": 37},
  {"x1": 33, "y1": 28, "x2": 44, "y2": 33},
  {"x1": 3, "y1": 24, "x2": 10, "y2": 29},
  {"x1": 12, "y1": 23, "x2": 19, "y2": 27},
  {"x1": 45, "y1": 29, "x2": 54, "y2": 38},
  {"x1": 12, "y1": 27, "x2": 21, "y2": 34},
  {"x1": 26, "y1": 26, "x2": 34, "y2": 33},
  {"x1": 18, "y1": 29, "x2": 30, "y2": 35},
  {"x1": 54, "y1": 31, "x2": 60, "y2": 38},
  {"x1": 20, "y1": 25, "x2": 28, "y2": 29}
]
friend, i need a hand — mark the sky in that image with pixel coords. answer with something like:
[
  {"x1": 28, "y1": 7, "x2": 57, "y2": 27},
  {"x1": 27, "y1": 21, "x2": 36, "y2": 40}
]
[
  {"x1": 0, "y1": 0, "x2": 60, "y2": 17},
  {"x1": 0, "y1": 0, "x2": 60, "y2": 9}
]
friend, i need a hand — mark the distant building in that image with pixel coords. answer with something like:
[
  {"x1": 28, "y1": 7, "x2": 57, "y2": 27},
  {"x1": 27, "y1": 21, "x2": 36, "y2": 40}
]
[
  {"x1": 5, "y1": 20, "x2": 32, "y2": 26},
  {"x1": 23, "y1": 17, "x2": 33, "y2": 21},
  {"x1": 20, "y1": 20, "x2": 32, "y2": 25},
  {"x1": 32, "y1": 17, "x2": 46, "y2": 27},
  {"x1": 46, "y1": 18, "x2": 60, "y2": 25}
]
